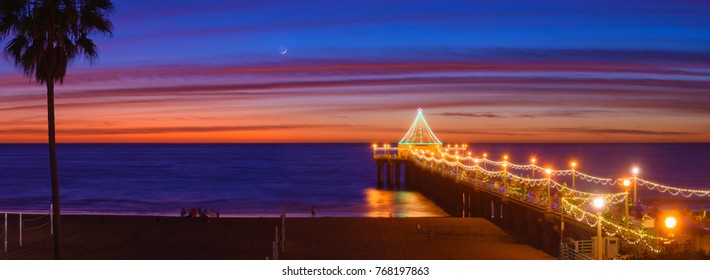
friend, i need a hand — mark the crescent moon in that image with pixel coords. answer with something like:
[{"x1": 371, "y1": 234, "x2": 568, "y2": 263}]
[{"x1": 280, "y1": 48, "x2": 288, "y2": 55}]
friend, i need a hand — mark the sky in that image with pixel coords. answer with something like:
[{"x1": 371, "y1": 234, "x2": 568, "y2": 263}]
[{"x1": 1, "y1": 0, "x2": 709, "y2": 143}]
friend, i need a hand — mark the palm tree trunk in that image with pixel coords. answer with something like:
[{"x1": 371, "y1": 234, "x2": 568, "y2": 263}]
[{"x1": 47, "y1": 81, "x2": 62, "y2": 260}]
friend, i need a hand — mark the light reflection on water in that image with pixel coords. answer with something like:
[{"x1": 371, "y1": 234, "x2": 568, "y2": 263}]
[{"x1": 364, "y1": 188, "x2": 448, "y2": 217}]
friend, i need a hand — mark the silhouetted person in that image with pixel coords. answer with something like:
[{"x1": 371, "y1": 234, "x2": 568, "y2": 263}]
[
  {"x1": 180, "y1": 208, "x2": 187, "y2": 218},
  {"x1": 311, "y1": 205, "x2": 316, "y2": 217}
]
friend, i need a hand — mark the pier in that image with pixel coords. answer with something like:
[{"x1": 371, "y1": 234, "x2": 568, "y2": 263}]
[{"x1": 374, "y1": 109, "x2": 710, "y2": 259}]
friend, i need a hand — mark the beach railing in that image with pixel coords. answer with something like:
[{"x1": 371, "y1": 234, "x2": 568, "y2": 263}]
[
  {"x1": 1, "y1": 206, "x2": 53, "y2": 252},
  {"x1": 20, "y1": 213, "x2": 52, "y2": 247}
]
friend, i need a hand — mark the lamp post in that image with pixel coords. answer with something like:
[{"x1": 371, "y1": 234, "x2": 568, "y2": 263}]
[
  {"x1": 502, "y1": 162, "x2": 508, "y2": 196},
  {"x1": 593, "y1": 197, "x2": 605, "y2": 260},
  {"x1": 372, "y1": 144, "x2": 377, "y2": 156},
  {"x1": 623, "y1": 179, "x2": 631, "y2": 225},
  {"x1": 632, "y1": 167, "x2": 639, "y2": 204},
  {"x1": 455, "y1": 155, "x2": 460, "y2": 179},
  {"x1": 483, "y1": 153, "x2": 487, "y2": 169},
  {"x1": 474, "y1": 158, "x2": 480, "y2": 186},
  {"x1": 546, "y1": 168, "x2": 552, "y2": 211},
  {"x1": 664, "y1": 216, "x2": 677, "y2": 243},
  {"x1": 570, "y1": 162, "x2": 577, "y2": 188},
  {"x1": 560, "y1": 196, "x2": 565, "y2": 247},
  {"x1": 531, "y1": 158, "x2": 536, "y2": 178}
]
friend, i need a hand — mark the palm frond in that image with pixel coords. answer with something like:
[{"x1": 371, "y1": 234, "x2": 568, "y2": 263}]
[{"x1": 0, "y1": 0, "x2": 113, "y2": 84}]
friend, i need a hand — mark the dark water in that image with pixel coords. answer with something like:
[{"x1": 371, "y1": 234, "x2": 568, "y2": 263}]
[
  {"x1": 0, "y1": 144, "x2": 445, "y2": 217},
  {"x1": 0, "y1": 144, "x2": 708, "y2": 216}
]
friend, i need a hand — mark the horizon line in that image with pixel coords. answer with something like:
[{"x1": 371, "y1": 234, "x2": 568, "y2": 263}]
[{"x1": 1, "y1": 142, "x2": 709, "y2": 145}]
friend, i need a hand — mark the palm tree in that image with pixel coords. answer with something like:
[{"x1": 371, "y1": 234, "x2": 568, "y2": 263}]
[{"x1": 0, "y1": 0, "x2": 113, "y2": 259}]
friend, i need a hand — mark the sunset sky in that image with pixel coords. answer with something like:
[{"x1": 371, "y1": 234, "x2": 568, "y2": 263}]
[{"x1": 1, "y1": 0, "x2": 709, "y2": 143}]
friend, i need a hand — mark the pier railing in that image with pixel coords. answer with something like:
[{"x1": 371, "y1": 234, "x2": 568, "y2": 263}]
[{"x1": 406, "y1": 150, "x2": 700, "y2": 253}]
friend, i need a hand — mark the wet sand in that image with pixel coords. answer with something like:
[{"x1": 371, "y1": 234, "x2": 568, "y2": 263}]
[{"x1": 1, "y1": 215, "x2": 553, "y2": 260}]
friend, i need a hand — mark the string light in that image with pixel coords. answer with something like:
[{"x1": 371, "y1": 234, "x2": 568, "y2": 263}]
[
  {"x1": 408, "y1": 149, "x2": 703, "y2": 254},
  {"x1": 474, "y1": 156, "x2": 706, "y2": 194},
  {"x1": 634, "y1": 178, "x2": 710, "y2": 197},
  {"x1": 562, "y1": 199, "x2": 667, "y2": 253}
]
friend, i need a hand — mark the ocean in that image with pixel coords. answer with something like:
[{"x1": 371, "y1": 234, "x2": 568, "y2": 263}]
[{"x1": 0, "y1": 143, "x2": 708, "y2": 216}]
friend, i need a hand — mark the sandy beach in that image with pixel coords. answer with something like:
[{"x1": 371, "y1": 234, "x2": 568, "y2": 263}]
[{"x1": 0, "y1": 215, "x2": 553, "y2": 260}]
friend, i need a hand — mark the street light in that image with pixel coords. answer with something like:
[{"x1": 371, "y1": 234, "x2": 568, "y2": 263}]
[
  {"x1": 560, "y1": 196, "x2": 565, "y2": 248},
  {"x1": 531, "y1": 158, "x2": 537, "y2": 177},
  {"x1": 546, "y1": 168, "x2": 552, "y2": 211},
  {"x1": 623, "y1": 179, "x2": 631, "y2": 223},
  {"x1": 474, "y1": 158, "x2": 480, "y2": 186},
  {"x1": 665, "y1": 216, "x2": 677, "y2": 243},
  {"x1": 570, "y1": 162, "x2": 577, "y2": 188},
  {"x1": 592, "y1": 197, "x2": 605, "y2": 260},
  {"x1": 502, "y1": 162, "x2": 508, "y2": 196},
  {"x1": 455, "y1": 155, "x2": 460, "y2": 178},
  {"x1": 664, "y1": 216, "x2": 677, "y2": 229},
  {"x1": 632, "y1": 167, "x2": 639, "y2": 204}
]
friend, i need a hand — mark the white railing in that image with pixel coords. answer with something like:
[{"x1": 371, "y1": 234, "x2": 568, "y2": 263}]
[
  {"x1": 2, "y1": 205, "x2": 53, "y2": 252},
  {"x1": 560, "y1": 242, "x2": 593, "y2": 260}
]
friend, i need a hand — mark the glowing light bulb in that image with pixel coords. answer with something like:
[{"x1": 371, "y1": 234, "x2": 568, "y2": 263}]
[
  {"x1": 546, "y1": 169, "x2": 552, "y2": 175},
  {"x1": 623, "y1": 179, "x2": 631, "y2": 187},
  {"x1": 483, "y1": 153, "x2": 487, "y2": 158},
  {"x1": 592, "y1": 197, "x2": 605, "y2": 209},
  {"x1": 664, "y1": 216, "x2": 677, "y2": 229},
  {"x1": 632, "y1": 167, "x2": 639, "y2": 175},
  {"x1": 474, "y1": 159, "x2": 479, "y2": 163},
  {"x1": 531, "y1": 158, "x2": 536, "y2": 164},
  {"x1": 571, "y1": 162, "x2": 577, "y2": 168}
]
